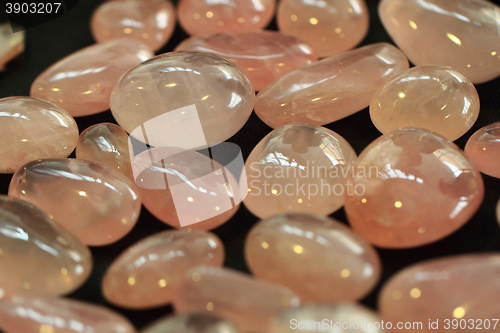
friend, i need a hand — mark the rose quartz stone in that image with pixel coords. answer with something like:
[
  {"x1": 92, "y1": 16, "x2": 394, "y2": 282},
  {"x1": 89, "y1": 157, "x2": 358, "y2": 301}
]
[
  {"x1": 0, "y1": 24, "x2": 24, "y2": 72},
  {"x1": 0, "y1": 96, "x2": 79, "y2": 174},
  {"x1": 8, "y1": 159, "x2": 142, "y2": 246},
  {"x1": 0, "y1": 297, "x2": 136, "y2": 333},
  {"x1": 255, "y1": 43, "x2": 409, "y2": 129},
  {"x1": 0, "y1": 195, "x2": 92, "y2": 299},
  {"x1": 91, "y1": 0, "x2": 175, "y2": 52},
  {"x1": 379, "y1": 253, "x2": 500, "y2": 332},
  {"x1": 464, "y1": 122, "x2": 500, "y2": 179},
  {"x1": 277, "y1": 0, "x2": 369, "y2": 57},
  {"x1": 30, "y1": 39, "x2": 154, "y2": 117},
  {"x1": 142, "y1": 313, "x2": 239, "y2": 333},
  {"x1": 175, "y1": 31, "x2": 318, "y2": 91},
  {"x1": 344, "y1": 128, "x2": 484, "y2": 248},
  {"x1": 370, "y1": 65, "x2": 480, "y2": 141},
  {"x1": 172, "y1": 266, "x2": 300, "y2": 333},
  {"x1": 243, "y1": 123, "x2": 357, "y2": 219},
  {"x1": 177, "y1": 0, "x2": 275, "y2": 36},
  {"x1": 102, "y1": 230, "x2": 225, "y2": 309},
  {"x1": 246, "y1": 213, "x2": 380, "y2": 302},
  {"x1": 379, "y1": 0, "x2": 500, "y2": 84}
]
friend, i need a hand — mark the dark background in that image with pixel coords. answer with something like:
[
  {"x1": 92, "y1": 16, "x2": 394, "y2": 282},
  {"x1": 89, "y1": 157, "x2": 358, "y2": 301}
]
[{"x1": 1, "y1": 0, "x2": 500, "y2": 330}]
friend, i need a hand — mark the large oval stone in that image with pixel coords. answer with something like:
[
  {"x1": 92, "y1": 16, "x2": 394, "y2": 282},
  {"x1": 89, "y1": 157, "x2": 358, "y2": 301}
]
[
  {"x1": 8, "y1": 159, "x2": 142, "y2": 246},
  {"x1": 30, "y1": 39, "x2": 154, "y2": 117},
  {"x1": 143, "y1": 313, "x2": 239, "y2": 333},
  {"x1": 344, "y1": 128, "x2": 484, "y2": 248},
  {"x1": 277, "y1": 0, "x2": 369, "y2": 57},
  {"x1": 175, "y1": 31, "x2": 318, "y2": 91},
  {"x1": 246, "y1": 213, "x2": 380, "y2": 302},
  {"x1": 102, "y1": 230, "x2": 224, "y2": 309},
  {"x1": 0, "y1": 96, "x2": 79, "y2": 173},
  {"x1": 243, "y1": 123, "x2": 357, "y2": 219},
  {"x1": 379, "y1": 0, "x2": 500, "y2": 84},
  {"x1": 370, "y1": 66, "x2": 480, "y2": 141},
  {"x1": 0, "y1": 23, "x2": 24, "y2": 72},
  {"x1": 464, "y1": 122, "x2": 500, "y2": 179},
  {"x1": 254, "y1": 43, "x2": 409, "y2": 129},
  {"x1": 0, "y1": 195, "x2": 92, "y2": 299}
]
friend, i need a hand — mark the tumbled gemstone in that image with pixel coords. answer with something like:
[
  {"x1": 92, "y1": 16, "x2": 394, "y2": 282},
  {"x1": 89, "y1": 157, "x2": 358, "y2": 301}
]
[
  {"x1": 0, "y1": 24, "x2": 24, "y2": 72},
  {"x1": 246, "y1": 213, "x2": 380, "y2": 302},
  {"x1": 102, "y1": 230, "x2": 225, "y2": 309},
  {"x1": 254, "y1": 43, "x2": 409, "y2": 128},
  {"x1": 277, "y1": 0, "x2": 369, "y2": 57},
  {"x1": 0, "y1": 297, "x2": 136, "y2": 333},
  {"x1": 464, "y1": 122, "x2": 500, "y2": 179},
  {"x1": 370, "y1": 65, "x2": 480, "y2": 141},
  {"x1": 142, "y1": 313, "x2": 239, "y2": 333},
  {"x1": 172, "y1": 266, "x2": 300, "y2": 333},
  {"x1": 344, "y1": 128, "x2": 484, "y2": 248},
  {"x1": 243, "y1": 123, "x2": 357, "y2": 219},
  {"x1": 379, "y1": 0, "x2": 500, "y2": 84},
  {"x1": 91, "y1": 0, "x2": 175, "y2": 51},
  {"x1": 30, "y1": 39, "x2": 154, "y2": 117},
  {"x1": 175, "y1": 31, "x2": 318, "y2": 91},
  {"x1": 0, "y1": 96, "x2": 79, "y2": 174},
  {"x1": 8, "y1": 159, "x2": 142, "y2": 246},
  {"x1": 0, "y1": 195, "x2": 92, "y2": 299}
]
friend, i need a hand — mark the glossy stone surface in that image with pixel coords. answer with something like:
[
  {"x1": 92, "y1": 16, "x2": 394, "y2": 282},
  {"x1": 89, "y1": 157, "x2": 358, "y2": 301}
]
[
  {"x1": 172, "y1": 266, "x2": 300, "y2": 333},
  {"x1": 9, "y1": 159, "x2": 142, "y2": 246},
  {"x1": 277, "y1": 0, "x2": 369, "y2": 57},
  {"x1": 379, "y1": 0, "x2": 500, "y2": 84},
  {"x1": 0, "y1": 297, "x2": 136, "y2": 333},
  {"x1": 175, "y1": 31, "x2": 318, "y2": 91},
  {"x1": 0, "y1": 97, "x2": 79, "y2": 173},
  {"x1": 255, "y1": 43, "x2": 409, "y2": 128},
  {"x1": 31, "y1": 39, "x2": 154, "y2": 117},
  {"x1": 246, "y1": 213, "x2": 380, "y2": 302},
  {"x1": 0, "y1": 195, "x2": 92, "y2": 299},
  {"x1": 142, "y1": 313, "x2": 239, "y2": 333},
  {"x1": 345, "y1": 128, "x2": 484, "y2": 248},
  {"x1": 0, "y1": 24, "x2": 24, "y2": 72},
  {"x1": 243, "y1": 123, "x2": 357, "y2": 219},
  {"x1": 103, "y1": 230, "x2": 224, "y2": 309},
  {"x1": 464, "y1": 122, "x2": 500, "y2": 179},
  {"x1": 370, "y1": 66, "x2": 480, "y2": 141},
  {"x1": 379, "y1": 254, "x2": 500, "y2": 332}
]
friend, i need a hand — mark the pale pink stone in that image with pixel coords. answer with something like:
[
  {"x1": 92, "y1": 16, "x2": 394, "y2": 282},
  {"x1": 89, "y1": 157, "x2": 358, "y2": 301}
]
[
  {"x1": 277, "y1": 0, "x2": 369, "y2": 57},
  {"x1": 243, "y1": 123, "x2": 357, "y2": 219},
  {"x1": 0, "y1": 297, "x2": 136, "y2": 333},
  {"x1": 0, "y1": 195, "x2": 92, "y2": 299},
  {"x1": 344, "y1": 128, "x2": 484, "y2": 248},
  {"x1": 143, "y1": 313, "x2": 239, "y2": 333},
  {"x1": 0, "y1": 24, "x2": 24, "y2": 72},
  {"x1": 254, "y1": 43, "x2": 409, "y2": 129},
  {"x1": 0, "y1": 97, "x2": 79, "y2": 174},
  {"x1": 91, "y1": 0, "x2": 176, "y2": 52},
  {"x1": 30, "y1": 39, "x2": 154, "y2": 117},
  {"x1": 8, "y1": 159, "x2": 142, "y2": 246},
  {"x1": 172, "y1": 266, "x2": 300, "y2": 333},
  {"x1": 379, "y1": 254, "x2": 500, "y2": 333},
  {"x1": 379, "y1": 0, "x2": 500, "y2": 84},
  {"x1": 370, "y1": 66, "x2": 480, "y2": 141},
  {"x1": 102, "y1": 230, "x2": 224, "y2": 309},
  {"x1": 245, "y1": 213, "x2": 380, "y2": 302},
  {"x1": 175, "y1": 31, "x2": 318, "y2": 91},
  {"x1": 464, "y1": 122, "x2": 500, "y2": 179}
]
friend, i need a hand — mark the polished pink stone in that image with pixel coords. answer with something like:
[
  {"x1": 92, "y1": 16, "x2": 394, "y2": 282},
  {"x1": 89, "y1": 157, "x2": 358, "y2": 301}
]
[
  {"x1": 0, "y1": 24, "x2": 24, "y2": 72},
  {"x1": 143, "y1": 313, "x2": 239, "y2": 333},
  {"x1": 102, "y1": 230, "x2": 224, "y2": 309},
  {"x1": 175, "y1": 31, "x2": 318, "y2": 91},
  {"x1": 277, "y1": 0, "x2": 369, "y2": 57},
  {"x1": 30, "y1": 39, "x2": 154, "y2": 117},
  {"x1": 8, "y1": 159, "x2": 142, "y2": 246},
  {"x1": 379, "y1": 254, "x2": 500, "y2": 332},
  {"x1": 245, "y1": 213, "x2": 380, "y2": 302},
  {"x1": 91, "y1": 0, "x2": 175, "y2": 52},
  {"x1": 344, "y1": 128, "x2": 484, "y2": 248},
  {"x1": 0, "y1": 297, "x2": 136, "y2": 333},
  {"x1": 464, "y1": 122, "x2": 500, "y2": 179},
  {"x1": 379, "y1": 0, "x2": 500, "y2": 84},
  {"x1": 254, "y1": 43, "x2": 409, "y2": 129},
  {"x1": 0, "y1": 195, "x2": 92, "y2": 299}
]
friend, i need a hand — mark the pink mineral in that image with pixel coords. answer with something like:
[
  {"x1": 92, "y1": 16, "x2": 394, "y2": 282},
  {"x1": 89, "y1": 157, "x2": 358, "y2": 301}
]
[
  {"x1": 0, "y1": 24, "x2": 24, "y2": 72},
  {"x1": 142, "y1": 313, "x2": 239, "y2": 333},
  {"x1": 464, "y1": 122, "x2": 500, "y2": 179}
]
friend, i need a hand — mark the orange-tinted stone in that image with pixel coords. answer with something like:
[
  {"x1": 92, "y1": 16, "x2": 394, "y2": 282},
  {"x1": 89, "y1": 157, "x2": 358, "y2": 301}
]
[
  {"x1": 0, "y1": 24, "x2": 24, "y2": 72},
  {"x1": 464, "y1": 122, "x2": 500, "y2": 179}
]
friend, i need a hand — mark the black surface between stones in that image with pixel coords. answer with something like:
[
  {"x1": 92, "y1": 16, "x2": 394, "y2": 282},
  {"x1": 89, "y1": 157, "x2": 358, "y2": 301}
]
[{"x1": 0, "y1": 0, "x2": 500, "y2": 330}]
